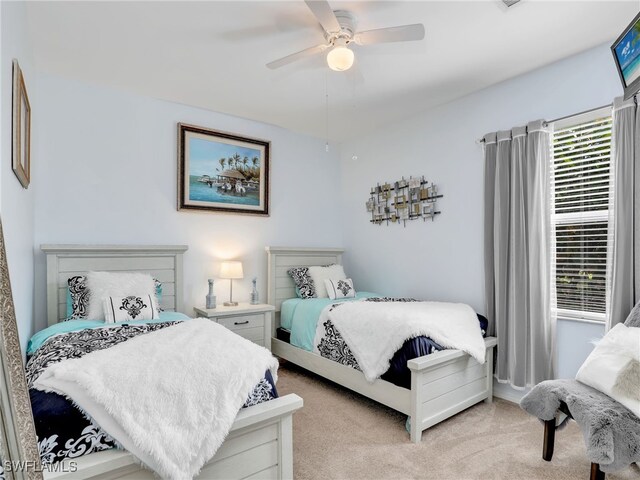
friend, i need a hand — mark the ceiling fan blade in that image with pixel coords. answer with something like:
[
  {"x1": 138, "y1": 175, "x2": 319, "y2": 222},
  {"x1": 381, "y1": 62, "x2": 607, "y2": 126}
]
[
  {"x1": 354, "y1": 24, "x2": 425, "y2": 46},
  {"x1": 266, "y1": 44, "x2": 328, "y2": 69},
  {"x1": 304, "y1": 0, "x2": 341, "y2": 34}
]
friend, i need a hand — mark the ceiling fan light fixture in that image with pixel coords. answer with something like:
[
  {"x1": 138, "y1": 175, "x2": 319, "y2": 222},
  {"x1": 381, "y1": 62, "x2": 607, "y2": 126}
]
[
  {"x1": 266, "y1": 1, "x2": 425, "y2": 72},
  {"x1": 327, "y1": 45, "x2": 354, "y2": 71}
]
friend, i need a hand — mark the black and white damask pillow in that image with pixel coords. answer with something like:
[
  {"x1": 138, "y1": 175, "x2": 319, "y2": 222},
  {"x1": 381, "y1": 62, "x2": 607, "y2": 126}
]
[
  {"x1": 103, "y1": 294, "x2": 159, "y2": 323},
  {"x1": 67, "y1": 276, "x2": 164, "y2": 320},
  {"x1": 324, "y1": 278, "x2": 356, "y2": 300},
  {"x1": 287, "y1": 267, "x2": 316, "y2": 299},
  {"x1": 308, "y1": 264, "x2": 347, "y2": 298},
  {"x1": 67, "y1": 275, "x2": 90, "y2": 320}
]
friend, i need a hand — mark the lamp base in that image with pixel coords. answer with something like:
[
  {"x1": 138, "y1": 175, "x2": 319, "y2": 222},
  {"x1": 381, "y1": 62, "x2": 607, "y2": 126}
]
[{"x1": 223, "y1": 301, "x2": 238, "y2": 307}]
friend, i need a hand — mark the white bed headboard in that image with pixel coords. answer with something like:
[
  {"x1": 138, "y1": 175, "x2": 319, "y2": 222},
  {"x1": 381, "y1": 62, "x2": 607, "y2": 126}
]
[
  {"x1": 41, "y1": 244, "x2": 188, "y2": 326},
  {"x1": 265, "y1": 246, "x2": 344, "y2": 331}
]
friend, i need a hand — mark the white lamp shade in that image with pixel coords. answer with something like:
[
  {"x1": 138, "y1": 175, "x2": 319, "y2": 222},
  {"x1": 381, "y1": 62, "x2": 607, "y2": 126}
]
[
  {"x1": 219, "y1": 261, "x2": 243, "y2": 279},
  {"x1": 327, "y1": 46, "x2": 354, "y2": 72}
]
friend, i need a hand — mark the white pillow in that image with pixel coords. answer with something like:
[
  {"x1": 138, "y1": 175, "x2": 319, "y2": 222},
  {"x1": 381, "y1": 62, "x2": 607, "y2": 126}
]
[
  {"x1": 308, "y1": 265, "x2": 347, "y2": 298},
  {"x1": 86, "y1": 272, "x2": 157, "y2": 320},
  {"x1": 103, "y1": 294, "x2": 159, "y2": 323},
  {"x1": 576, "y1": 323, "x2": 640, "y2": 418},
  {"x1": 324, "y1": 278, "x2": 356, "y2": 300}
]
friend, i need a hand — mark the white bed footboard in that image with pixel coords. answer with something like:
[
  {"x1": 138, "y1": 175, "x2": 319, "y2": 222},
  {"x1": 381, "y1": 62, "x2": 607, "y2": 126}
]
[
  {"x1": 271, "y1": 337, "x2": 497, "y2": 443},
  {"x1": 408, "y1": 337, "x2": 497, "y2": 442},
  {"x1": 44, "y1": 394, "x2": 303, "y2": 480}
]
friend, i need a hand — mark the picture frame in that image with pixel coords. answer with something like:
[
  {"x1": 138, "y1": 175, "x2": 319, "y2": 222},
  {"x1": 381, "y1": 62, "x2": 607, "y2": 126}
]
[
  {"x1": 12, "y1": 60, "x2": 31, "y2": 189},
  {"x1": 177, "y1": 123, "x2": 270, "y2": 215}
]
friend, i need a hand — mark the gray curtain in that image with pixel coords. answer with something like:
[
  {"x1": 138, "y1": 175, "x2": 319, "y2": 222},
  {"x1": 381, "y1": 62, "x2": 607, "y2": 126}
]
[
  {"x1": 483, "y1": 120, "x2": 555, "y2": 388},
  {"x1": 608, "y1": 97, "x2": 640, "y2": 329}
]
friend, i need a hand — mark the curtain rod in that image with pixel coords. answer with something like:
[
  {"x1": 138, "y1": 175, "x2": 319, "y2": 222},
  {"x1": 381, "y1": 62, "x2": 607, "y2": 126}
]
[{"x1": 475, "y1": 102, "x2": 614, "y2": 145}]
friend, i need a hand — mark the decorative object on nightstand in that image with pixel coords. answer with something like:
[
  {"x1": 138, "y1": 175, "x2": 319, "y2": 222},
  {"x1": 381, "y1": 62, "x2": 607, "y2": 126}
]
[
  {"x1": 220, "y1": 261, "x2": 243, "y2": 307},
  {"x1": 250, "y1": 277, "x2": 259, "y2": 305},
  {"x1": 206, "y1": 279, "x2": 216, "y2": 309},
  {"x1": 193, "y1": 303, "x2": 275, "y2": 350}
]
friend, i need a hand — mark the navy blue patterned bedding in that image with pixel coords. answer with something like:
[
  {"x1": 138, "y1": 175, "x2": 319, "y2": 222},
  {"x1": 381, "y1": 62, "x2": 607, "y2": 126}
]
[
  {"x1": 315, "y1": 297, "x2": 489, "y2": 389},
  {"x1": 26, "y1": 321, "x2": 277, "y2": 466}
]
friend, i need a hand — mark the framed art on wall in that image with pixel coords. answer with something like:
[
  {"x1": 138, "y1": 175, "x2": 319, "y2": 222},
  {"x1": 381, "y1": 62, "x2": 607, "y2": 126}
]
[
  {"x1": 12, "y1": 60, "x2": 31, "y2": 189},
  {"x1": 178, "y1": 123, "x2": 270, "y2": 215}
]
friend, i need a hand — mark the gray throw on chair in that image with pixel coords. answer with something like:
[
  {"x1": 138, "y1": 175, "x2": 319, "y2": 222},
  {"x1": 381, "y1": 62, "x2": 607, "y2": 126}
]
[
  {"x1": 520, "y1": 307, "x2": 640, "y2": 473},
  {"x1": 520, "y1": 379, "x2": 640, "y2": 473}
]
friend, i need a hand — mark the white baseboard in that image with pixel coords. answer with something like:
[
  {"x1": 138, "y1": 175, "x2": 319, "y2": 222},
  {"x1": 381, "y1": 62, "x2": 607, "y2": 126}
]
[{"x1": 492, "y1": 379, "x2": 530, "y2": 404}]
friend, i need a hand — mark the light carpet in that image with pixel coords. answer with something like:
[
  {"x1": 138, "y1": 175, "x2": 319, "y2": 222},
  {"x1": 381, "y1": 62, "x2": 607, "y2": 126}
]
[{"x1": 276, "y1": 362, "x2": 640, "y2": 480}]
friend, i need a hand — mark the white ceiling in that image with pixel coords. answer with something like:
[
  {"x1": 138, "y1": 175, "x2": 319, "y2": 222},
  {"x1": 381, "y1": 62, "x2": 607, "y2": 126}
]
[{"x1": 26, "y1": 1, "x2": 638, "y2": 141}]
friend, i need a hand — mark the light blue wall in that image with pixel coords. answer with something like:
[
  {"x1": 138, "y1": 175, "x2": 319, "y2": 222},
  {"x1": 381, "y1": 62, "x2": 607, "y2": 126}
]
[
  {"x1": 556, "y1": 319, "x2": 605, "y2": 379},
  {"x1": 339, "y1": 43, "x2": 621, "y2": 388},
  {"x1": 4, "y1": 20, "x2": 619, "y2": 372},
  {"x1": 32, "y1": 74, "x2": 345, "y2": 334},
  {"x1": 1, "y1": 1, "x2": 38, "y2": 354}
]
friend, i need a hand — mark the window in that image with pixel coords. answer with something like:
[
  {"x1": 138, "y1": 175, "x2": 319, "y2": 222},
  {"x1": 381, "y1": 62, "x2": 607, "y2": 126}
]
[{"x1": 551, "y1": 109, "x2": 613, "y2": 322}]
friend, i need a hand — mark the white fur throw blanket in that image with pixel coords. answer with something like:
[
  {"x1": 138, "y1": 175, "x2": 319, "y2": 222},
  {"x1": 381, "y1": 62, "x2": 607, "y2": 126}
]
[
  {"x1": 315, "y1": 301, "x2": 486, "y2": 381},
  {"x1": 34, "y1": 318, "x2": 278, "y2": 480},
  {"x1": 576, "y1": 323, "x2": 640, "y2": 418}
]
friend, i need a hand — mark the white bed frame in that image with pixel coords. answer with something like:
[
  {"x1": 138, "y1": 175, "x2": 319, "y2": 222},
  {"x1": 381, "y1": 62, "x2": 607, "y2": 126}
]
[
  {"x1": 266, "y1": 246, "x2": 497, "y2": 443},
  {"x1": 40, "y1": 244, "x2": 302, "y2": 480}
]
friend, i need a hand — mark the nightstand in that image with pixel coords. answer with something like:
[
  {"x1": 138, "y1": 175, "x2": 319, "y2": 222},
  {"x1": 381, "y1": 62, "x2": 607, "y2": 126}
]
[{"x1": 194, "y1": 303, "x2": 274, "y2": 351}]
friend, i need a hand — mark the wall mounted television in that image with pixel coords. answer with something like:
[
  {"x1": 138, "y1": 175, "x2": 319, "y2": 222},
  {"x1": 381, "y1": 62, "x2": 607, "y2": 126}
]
[{"x1": 612, "y1": 11, "x2": 640, "y2": 99}]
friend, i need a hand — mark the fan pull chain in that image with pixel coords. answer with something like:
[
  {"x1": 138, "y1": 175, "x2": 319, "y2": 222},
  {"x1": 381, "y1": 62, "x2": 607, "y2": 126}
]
[{"x1": 325, "y1": 74, "x2": 330, "y2": 152}]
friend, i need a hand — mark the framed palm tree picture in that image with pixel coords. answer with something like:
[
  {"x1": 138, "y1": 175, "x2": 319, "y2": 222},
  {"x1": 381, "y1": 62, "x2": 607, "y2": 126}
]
[{"x1": 177, "y1": 124, "x2": 270, "y2": 215}]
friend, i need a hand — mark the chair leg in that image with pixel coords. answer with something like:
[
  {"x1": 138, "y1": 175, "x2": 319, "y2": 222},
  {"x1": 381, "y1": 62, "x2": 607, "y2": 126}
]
[
  {"x1": 590, "y1": 463, "x2": 605, "y2": 480},
  {"x1": 542, "y1": 419, "x2": 556, "y2": 461}
]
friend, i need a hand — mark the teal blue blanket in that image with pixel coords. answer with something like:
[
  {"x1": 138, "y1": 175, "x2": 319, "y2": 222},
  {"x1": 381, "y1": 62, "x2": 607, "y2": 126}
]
[
  {"x1": 281, "y1": 293, "x2": 378, "y2": 351},
  {"x1": 27, "y1": 311, "x2": 191, "y2": 355}
]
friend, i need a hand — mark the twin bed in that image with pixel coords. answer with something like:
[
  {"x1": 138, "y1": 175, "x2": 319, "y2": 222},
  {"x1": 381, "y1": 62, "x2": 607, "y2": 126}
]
[
  {"x1": 37, "y1": 245, "x2": 302, "y2": 480},
  {"x1": 266, "y1": 246, "x2": 497, "y2": 443}
]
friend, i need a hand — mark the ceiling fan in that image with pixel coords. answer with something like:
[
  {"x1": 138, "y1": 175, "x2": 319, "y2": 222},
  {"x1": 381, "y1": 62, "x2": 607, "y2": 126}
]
[{"x1": 266, "y1": 0, "x2": 425, "y2": 72}]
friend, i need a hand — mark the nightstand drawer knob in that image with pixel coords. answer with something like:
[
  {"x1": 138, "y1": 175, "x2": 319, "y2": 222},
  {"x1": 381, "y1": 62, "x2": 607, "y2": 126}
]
[{"x1": 234, "y1": 320, "x2": 249, "y2": 325}]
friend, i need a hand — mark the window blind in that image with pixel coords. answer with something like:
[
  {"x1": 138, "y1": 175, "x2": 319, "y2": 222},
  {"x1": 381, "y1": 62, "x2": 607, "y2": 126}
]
[{"x1": 552, "y1": 116, "x2": 612, "y2": 321}]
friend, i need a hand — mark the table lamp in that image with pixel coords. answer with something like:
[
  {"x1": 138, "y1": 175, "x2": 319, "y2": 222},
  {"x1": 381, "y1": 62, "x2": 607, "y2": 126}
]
[{"x1": 220, "y1": 261, "x2": 243, "y2": 306}]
